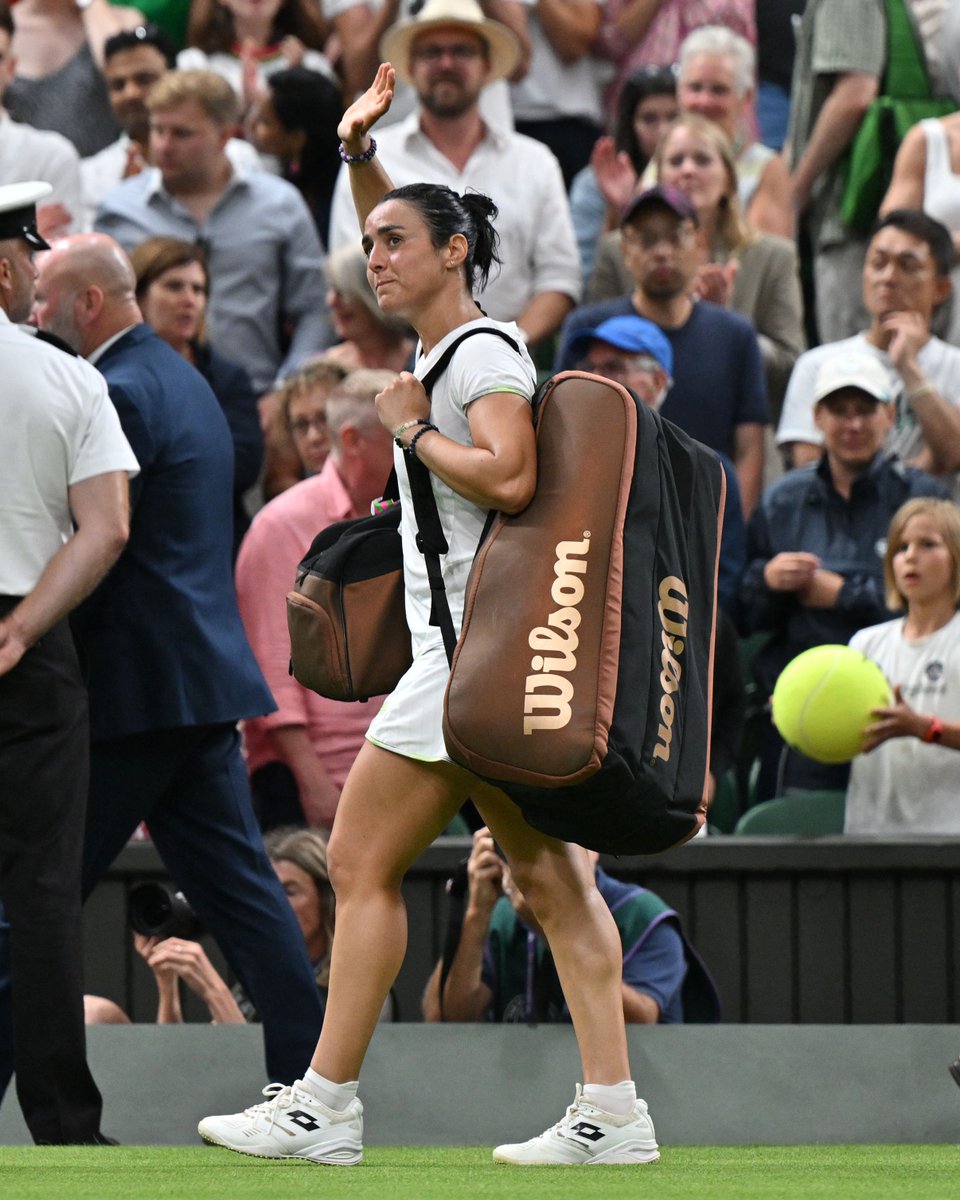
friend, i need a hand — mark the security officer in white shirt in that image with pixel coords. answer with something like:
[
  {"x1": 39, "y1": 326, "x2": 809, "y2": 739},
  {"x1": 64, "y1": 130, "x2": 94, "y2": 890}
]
[{"x1": 0, "y1": 181, "x2": 138, "y2": 1144}]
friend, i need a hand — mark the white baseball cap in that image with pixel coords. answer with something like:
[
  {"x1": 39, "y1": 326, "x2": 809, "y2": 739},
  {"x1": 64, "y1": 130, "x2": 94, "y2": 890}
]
[{"x1": 812, "y1": 351, "x2": 893, "y2": 406}]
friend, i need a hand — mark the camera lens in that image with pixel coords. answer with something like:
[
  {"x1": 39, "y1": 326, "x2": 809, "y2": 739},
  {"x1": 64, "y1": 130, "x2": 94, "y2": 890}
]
[{"x1": 128, "y1": 882, "x2": 201, "y2": 940}]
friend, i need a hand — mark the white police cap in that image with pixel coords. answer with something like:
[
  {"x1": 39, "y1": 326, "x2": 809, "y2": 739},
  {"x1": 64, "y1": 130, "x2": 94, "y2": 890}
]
[{"x1": 0, "y1": 181, "x2": 54, "y2": 251}]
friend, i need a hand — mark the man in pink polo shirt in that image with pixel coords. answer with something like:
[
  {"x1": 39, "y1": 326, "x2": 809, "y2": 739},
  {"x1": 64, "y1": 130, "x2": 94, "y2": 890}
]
[{"x1": 236, "y1": 368, "x2": 396, "y2": 830}]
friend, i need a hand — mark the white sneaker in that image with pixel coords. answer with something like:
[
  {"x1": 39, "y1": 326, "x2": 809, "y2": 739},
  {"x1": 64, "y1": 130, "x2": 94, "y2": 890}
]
[
  {"x1": 198, "y1": 1081, "x2": 363, "y2": 1165},
  {"x1": 492, "y1": 1085, "x2": 660, "y2": 1166}
]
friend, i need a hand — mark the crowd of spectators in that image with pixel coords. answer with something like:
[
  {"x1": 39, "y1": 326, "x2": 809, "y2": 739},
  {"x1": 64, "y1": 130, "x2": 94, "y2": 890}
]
[{"x1": 7, "y1": 0, "x2": 960, "y2": 1122}]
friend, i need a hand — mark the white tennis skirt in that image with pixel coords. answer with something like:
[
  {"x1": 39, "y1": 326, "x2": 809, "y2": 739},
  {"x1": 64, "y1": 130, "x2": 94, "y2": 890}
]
[{"x1": 365, "y1": 639, "x2": 454, "y2": 764}]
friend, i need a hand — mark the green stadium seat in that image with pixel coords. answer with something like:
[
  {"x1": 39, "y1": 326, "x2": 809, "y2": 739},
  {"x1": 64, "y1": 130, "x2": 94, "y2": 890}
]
[{"x1": 732, "y1": 789, "x2": 847, "y2": 836}]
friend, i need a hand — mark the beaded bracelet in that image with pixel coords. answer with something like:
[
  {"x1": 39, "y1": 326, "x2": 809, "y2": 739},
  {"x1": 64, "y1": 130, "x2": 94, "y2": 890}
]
[
  {"x1": 407, "y1": 422, "x2": 439, "y2": 458},
  {"x1": 338, "y1": 138, "x2": 377, "y2": 165},
  {"x1": 393, "y1": 417, "x2": 428, "y2": 448}
]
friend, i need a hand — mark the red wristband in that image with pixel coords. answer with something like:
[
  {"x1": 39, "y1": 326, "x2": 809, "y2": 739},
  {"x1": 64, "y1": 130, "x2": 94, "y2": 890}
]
[{"x1": 923, "y1": 716, "x2": 944, "y2": 744}]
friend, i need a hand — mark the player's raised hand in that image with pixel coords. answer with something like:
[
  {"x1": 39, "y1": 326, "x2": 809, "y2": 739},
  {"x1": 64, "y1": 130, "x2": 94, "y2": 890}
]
[{"x1": 337, "y1": 63, "x2": 396, "y2": 153}]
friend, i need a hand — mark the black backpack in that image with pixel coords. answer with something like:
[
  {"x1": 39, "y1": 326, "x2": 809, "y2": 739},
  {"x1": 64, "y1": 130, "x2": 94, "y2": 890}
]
[{"x1": 442, "y1": 361, "x2": 726, "y2": 856}]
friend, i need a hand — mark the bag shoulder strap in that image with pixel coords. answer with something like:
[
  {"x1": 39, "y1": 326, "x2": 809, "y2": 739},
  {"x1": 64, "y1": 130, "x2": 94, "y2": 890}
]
[
  {"x1": 406, "y1": 324, "x2": 521, "y2": 663},
  {"x1": 883, "y1": 0, "x2": 934, "y2": 99}
]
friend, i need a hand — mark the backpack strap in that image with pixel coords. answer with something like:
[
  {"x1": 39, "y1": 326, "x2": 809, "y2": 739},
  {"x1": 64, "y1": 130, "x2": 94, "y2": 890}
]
[
  {"x1": 883, "y1": 0, "x2": 935, "y2": 99},
  {"x1": 404, "y1": 325, "x2": 521, "y2": 663}
]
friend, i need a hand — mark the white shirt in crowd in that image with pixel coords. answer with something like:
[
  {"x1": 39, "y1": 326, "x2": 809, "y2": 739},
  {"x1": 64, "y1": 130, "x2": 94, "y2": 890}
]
[
  {"x1": 0, "y1": 110, "x2": 83, "y2": 232},
  {"x1": 776, "y1": 331, "x2": 960, "y2": 481},
  {"x1": 846, "y1": 610, "x2": 960, "y2": 835}
]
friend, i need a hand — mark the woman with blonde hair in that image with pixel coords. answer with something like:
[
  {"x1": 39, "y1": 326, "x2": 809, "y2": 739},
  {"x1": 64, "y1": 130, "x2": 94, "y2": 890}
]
[
  {"x1": 590, "y1": 113, "x2": 804, "y2": 417},
  {"x1": 846, "y1": 498, "x2": 960, "y2": 834},
  {"x1": 322, "y1": 244, "x2": 415, "y2": 373}
]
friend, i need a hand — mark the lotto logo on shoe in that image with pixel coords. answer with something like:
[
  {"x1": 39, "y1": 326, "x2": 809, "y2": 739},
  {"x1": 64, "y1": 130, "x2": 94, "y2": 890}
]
[
  {"x1": 569, "y1": 1122, "x2": 605, "y2": 1142},
  {"x1": 285, "y1": 1111, "x2": 324, "y2": 1132}
]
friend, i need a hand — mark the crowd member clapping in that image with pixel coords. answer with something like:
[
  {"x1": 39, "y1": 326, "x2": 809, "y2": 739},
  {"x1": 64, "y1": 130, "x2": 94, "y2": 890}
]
[
  {"x1": 569, "y1": 64, "x2": 678, "y2": 287},
  {"x1": 590, "y1": 114, "x2": 804, "y2": 417},
  {"x1": 178, "y1": 0, "x2": 334, "y2": 116}
]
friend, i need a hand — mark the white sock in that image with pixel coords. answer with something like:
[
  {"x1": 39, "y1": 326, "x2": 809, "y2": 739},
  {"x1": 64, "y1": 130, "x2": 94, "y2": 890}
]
[
  {"x1": 300, "y1": 1068, "x2": 359, "y2": 1112},
  {"x1": 581, "y1": 1080, "x2": 637, "y2": 1117}
]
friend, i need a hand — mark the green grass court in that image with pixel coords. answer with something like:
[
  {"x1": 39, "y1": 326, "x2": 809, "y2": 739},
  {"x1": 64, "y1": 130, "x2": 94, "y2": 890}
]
[{"x1": 0, "y1": 1146, "x2": 955, "y2": 1200}]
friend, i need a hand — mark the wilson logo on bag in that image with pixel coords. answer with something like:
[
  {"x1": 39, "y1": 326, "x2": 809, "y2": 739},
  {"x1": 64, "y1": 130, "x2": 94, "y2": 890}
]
[
  {"x1": 652, "y1": 576, "x2": 689, "y2": 764},
  {"x1": 523, "y1": 533, "x2": 591, "y2": 735}
]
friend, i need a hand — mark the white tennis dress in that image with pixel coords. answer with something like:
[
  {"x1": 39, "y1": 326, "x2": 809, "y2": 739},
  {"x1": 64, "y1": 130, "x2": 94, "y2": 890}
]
[{"x1": 366, "y1": 316, "x2": 537, "y2": 763}]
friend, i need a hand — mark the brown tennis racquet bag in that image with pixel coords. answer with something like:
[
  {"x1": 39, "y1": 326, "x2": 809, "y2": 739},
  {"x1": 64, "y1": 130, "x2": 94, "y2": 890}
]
[{"x1": 442, "y1": 371, "x2": 726, "y2": 856}]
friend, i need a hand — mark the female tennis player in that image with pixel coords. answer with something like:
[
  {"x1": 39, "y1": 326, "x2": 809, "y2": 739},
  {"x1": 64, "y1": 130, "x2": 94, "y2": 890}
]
[{"x1": 198, "y1": 63, "x2": 659, "y2": 1168}]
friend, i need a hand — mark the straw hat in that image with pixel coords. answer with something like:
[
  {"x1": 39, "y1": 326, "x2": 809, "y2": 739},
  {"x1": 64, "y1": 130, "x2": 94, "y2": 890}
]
[{"x1": 381, "y1": 0, "x2": 521, "y2": 86}]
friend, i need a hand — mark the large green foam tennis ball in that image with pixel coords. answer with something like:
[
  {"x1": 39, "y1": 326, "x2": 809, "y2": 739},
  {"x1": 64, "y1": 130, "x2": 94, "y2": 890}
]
[{"x1": 771, "y1": 644, "x2": 892, "y2": 764}]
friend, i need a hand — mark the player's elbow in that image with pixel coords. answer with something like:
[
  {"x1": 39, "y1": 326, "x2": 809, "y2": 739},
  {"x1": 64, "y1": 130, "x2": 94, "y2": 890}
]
[{"x1": 490, "y1": 472, "x2": 533, "y2": 515}]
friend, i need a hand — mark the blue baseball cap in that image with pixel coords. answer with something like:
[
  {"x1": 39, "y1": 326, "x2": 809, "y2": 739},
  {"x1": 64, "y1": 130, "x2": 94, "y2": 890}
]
[{"x1": 568, "y1": 315, "x2": 674, "y2": 376}]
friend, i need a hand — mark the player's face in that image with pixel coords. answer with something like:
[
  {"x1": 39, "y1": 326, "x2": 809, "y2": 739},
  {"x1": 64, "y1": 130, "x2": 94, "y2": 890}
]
[
  {"x1": 863, "y1": 226, "x2": 949, "y2": 321},
  {"x1": 140, "y1": 261, "x2": 207, "y2": 352},
  {"x1": 150, "y1": 101, "x2": 230, "y2": 192},
  {"x1": 362, "y1": 199, "x2": 450, "y2": 322},
  {"x1": 814, "y1": 389, "x2": 894, "y2": 471},
  {"x1": 892, "y1": 513, "x2": 955, "y2": 607},
  {"x1": 104, "y1": 45, "x2": 168, "y2": 139},
  {"x1": 288, "y1": 385, "x2": 332, "y2": 474},
  {"x1": 409, "y1": 29, "x2": 490, "y2": 118},
  {"x1": 0, "y1": 239, "x2": 38, "y2": 324},
  {"x1": 658, "y1": 126, "x2": 729, "y2": 220},
  {"x1": 621, "y1": 208, "x2": 698, "y2": 300},
  {"x1": 678, "y1": 53, "x2": 743, "y2": 138}
]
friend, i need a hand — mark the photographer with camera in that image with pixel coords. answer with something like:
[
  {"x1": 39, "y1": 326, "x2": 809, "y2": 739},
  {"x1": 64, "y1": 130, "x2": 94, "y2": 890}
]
[
  {"x1": 84, "y1": 882, "x2": 245, "y2": 1025},
  {"x1": 423, "y1": 828, "x2": 720, "y2": 1025},
  {"x1": 86, "y1": 828, "x2": 343, "y2": 1027}
]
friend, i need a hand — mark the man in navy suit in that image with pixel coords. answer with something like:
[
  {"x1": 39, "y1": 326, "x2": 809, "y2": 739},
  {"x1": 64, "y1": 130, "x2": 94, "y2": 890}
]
[{"x1": 31, "y1": 233, "x2": 324, "y2": 1084}]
